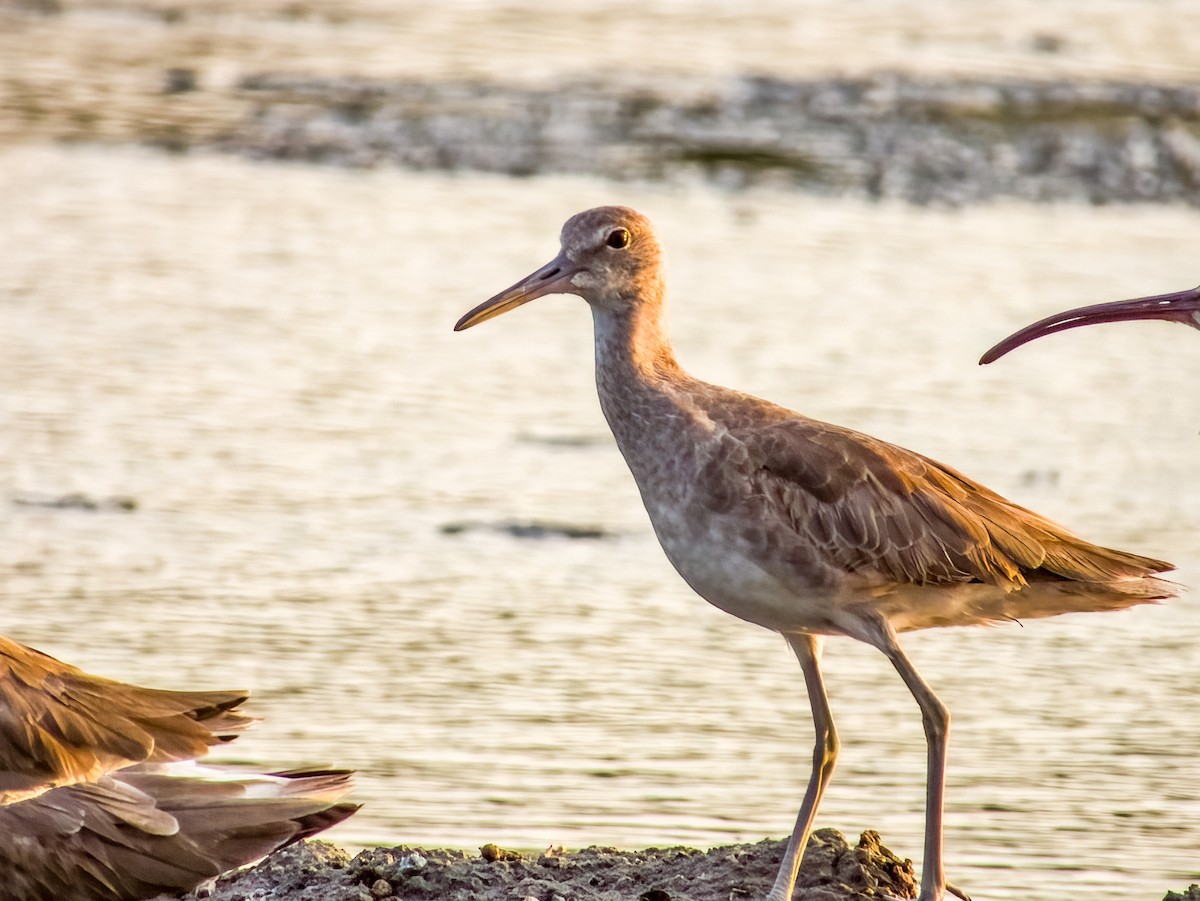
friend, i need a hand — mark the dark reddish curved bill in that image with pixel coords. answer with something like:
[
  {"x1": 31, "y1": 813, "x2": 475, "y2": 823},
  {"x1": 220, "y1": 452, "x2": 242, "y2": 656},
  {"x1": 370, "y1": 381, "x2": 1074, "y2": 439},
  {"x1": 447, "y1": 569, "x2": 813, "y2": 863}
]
[{"x1": 980, "y1": 285, "x2": 1200, "y2": 364}]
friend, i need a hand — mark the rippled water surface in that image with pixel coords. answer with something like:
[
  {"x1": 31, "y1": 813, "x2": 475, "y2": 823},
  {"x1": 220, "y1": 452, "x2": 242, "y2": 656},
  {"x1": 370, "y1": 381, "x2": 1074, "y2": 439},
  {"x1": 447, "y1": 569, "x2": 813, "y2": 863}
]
[{"x1": 2, "y1": 140, "x2": 1198, "y2": 901}]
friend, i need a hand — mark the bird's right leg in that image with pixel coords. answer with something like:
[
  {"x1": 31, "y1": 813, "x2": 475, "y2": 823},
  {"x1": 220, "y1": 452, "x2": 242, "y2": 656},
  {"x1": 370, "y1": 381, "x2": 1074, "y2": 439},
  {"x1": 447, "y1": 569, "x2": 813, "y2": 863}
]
[
  {"x1": 764, "y1": 632, "x2": 840, "y2": 901},
  {"x1": 866, "y1": 617, "x2": 970, "y2": 901}
]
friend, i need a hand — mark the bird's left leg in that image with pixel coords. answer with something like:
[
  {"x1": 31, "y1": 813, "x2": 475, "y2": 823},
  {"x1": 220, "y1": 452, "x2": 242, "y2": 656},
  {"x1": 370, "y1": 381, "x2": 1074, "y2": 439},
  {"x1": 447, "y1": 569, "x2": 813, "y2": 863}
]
[{"x1": 764, "y1": 632, "x2": 840, "y2": 901}]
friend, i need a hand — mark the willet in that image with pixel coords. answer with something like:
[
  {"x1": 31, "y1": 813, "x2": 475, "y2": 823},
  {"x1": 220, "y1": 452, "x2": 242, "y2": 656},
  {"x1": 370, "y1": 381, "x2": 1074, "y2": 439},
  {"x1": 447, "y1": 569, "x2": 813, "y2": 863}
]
[
  {"x1": 0, "y1": 635, "x2": 359, "y2": 901},
  {"x1": 980, "y1": 284, "x2": 1200, "y2": 363},
  {"x1": 454, "y1": 206, "x2": 1175, "y2": 901}
]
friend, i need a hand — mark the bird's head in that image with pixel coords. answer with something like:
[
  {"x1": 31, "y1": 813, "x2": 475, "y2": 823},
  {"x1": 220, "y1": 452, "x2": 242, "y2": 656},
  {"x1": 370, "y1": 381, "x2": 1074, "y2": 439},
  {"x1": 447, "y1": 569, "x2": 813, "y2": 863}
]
[{"x1": 454, "y1": 206, "x2": 665, "y2": 331}]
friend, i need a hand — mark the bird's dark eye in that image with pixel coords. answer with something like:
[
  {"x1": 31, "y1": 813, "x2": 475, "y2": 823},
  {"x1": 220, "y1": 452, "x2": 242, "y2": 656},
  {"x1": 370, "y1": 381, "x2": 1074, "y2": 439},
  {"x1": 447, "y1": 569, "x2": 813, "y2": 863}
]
[{"x1": 606, "y1": 228, "x2": 631, "y2": 249}]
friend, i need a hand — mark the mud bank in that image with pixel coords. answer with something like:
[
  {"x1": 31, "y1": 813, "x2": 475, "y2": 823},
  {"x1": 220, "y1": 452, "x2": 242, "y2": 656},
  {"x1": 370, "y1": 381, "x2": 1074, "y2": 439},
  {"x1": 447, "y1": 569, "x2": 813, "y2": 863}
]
[
  {"x1": 178, "y1": 829, "x2": 1200, "y2": 901},
  {"x1": 182, "y1": 829, "x2": 917, "y2": 901},
  {"x1": 229, "y1": 73, "x2": 1200, "y2": 206}
]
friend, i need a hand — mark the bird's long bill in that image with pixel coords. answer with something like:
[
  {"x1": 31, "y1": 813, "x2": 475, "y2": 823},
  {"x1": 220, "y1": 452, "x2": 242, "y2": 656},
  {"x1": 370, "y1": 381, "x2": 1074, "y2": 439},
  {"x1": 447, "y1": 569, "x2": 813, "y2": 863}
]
[
  {"x1": 454, "y1": 253, "x2": 580, "y2": 331},
  {"x1": 979, "y1": 285, "x2": 1200, "y2": 364}
]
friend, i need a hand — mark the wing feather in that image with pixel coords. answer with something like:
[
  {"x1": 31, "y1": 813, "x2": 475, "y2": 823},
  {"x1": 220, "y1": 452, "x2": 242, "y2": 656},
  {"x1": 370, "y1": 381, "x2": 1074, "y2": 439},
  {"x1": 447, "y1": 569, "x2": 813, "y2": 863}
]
[
  {"x1": 0, "y1": 636, "x2": 252, "y2": 803},
  {"x1": 0, "y1": 637, "x2": 359, "y2": 900},
  {"x1": 732, "y1": 416, "x2": 1171, "y2": 590}
]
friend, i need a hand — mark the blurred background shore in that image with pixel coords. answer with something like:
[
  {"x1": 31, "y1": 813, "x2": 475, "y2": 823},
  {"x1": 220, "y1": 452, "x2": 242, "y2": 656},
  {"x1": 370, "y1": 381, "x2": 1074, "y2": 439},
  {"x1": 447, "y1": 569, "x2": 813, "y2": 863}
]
[{"x1": 4, "y1": 1, "x2": 1200, "y2": 205}]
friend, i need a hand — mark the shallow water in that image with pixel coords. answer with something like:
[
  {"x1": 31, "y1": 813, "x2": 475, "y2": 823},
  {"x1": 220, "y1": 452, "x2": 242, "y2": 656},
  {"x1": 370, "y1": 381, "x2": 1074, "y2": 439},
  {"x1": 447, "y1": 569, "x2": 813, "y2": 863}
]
[{"x1": 2, "y1": 144, "x2": 1198, "y2": 899}]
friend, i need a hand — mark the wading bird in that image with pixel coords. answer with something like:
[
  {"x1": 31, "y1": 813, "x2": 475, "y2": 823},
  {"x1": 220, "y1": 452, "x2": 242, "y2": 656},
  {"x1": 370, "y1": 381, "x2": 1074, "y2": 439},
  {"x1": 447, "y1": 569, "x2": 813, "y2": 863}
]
[
  {"x1": 980, "y1": 285, "x2": 1200, "y2": 363},
  {"x1": 454, "y1": 206, "x2": 1174, "y2": 901},
  {"x1": 0, "y1": 635, "x2": 358, "y2": 901}
]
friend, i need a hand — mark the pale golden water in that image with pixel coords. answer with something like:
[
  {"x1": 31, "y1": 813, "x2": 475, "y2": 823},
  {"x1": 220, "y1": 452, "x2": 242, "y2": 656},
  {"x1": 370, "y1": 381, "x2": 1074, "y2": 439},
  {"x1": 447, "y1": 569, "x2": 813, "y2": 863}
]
[{"x1": 2, "y1": 144, "x2": 1198, "y2": 900}]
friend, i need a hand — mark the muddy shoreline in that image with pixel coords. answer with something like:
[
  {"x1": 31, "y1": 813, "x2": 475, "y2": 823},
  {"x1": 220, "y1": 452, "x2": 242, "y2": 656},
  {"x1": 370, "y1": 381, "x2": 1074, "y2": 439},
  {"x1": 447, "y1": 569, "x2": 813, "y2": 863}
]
[
  {"x1": 226, "y1": 72, "x2": 1200, "y2": 206},
  {"x1": 178, "y1": 830, "x2": 1200, "y2": 901},
  {"x1": 183, "y1": 830, "x2": 919, "y2": 901}
]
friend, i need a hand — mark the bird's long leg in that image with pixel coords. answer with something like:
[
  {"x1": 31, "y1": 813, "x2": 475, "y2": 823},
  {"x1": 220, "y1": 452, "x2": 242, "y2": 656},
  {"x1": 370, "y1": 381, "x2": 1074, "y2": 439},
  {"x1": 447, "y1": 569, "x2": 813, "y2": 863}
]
[
  {"x1": 765, "y1": 632, "x2": 840, "y2": 901},
  {"x1": 871, "y1": 621, "x2": 958, "y2": 901}
]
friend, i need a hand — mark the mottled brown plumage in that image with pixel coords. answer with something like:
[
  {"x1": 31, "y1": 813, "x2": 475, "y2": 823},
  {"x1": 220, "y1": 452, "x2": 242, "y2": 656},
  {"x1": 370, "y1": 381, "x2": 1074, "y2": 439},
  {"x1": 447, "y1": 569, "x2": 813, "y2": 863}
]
[
  {"x1": 0, "y1": 636, "x2": 359, "y2": 901},
  {"x1": 455, "y1": 206, "x2": 1175, "y2": 901}
]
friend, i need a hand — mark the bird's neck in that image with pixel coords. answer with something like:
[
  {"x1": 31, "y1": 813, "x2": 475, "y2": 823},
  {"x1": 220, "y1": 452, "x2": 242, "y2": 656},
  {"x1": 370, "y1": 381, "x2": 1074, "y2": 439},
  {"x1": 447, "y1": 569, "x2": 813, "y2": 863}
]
[
  {"x1": 590, "y1": 295, "x2": 691, "y2": 454},
  {"x1": 592, "y1": 295, "x2": 681, "y2": 387}
]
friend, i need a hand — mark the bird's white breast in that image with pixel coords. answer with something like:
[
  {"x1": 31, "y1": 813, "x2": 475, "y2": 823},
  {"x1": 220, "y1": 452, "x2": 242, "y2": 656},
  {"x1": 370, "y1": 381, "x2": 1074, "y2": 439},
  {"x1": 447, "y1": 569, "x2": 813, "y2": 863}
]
[{"x1": 608, "y1": 398, "x2": 846, "y2": 635}]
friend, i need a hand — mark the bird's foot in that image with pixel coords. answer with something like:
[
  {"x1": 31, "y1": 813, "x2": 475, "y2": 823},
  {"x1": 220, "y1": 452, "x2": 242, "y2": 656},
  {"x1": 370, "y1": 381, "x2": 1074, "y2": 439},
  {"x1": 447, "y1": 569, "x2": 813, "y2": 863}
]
[{"x1": 873, "y1": 880, "x2": 971, "y2": 901}]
